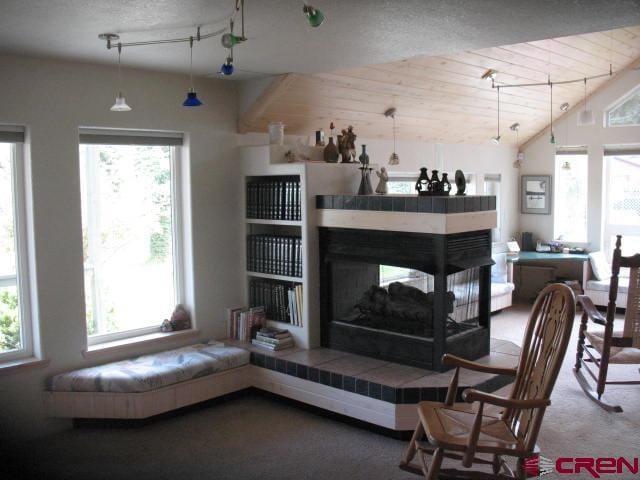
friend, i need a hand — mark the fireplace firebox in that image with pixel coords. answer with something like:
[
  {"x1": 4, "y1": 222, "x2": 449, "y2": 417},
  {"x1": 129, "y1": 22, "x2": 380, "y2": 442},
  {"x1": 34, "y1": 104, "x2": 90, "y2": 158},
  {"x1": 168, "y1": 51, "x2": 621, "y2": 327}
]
[{"x1": 319, "y1": 227, "x2": 493, "y2": 371}]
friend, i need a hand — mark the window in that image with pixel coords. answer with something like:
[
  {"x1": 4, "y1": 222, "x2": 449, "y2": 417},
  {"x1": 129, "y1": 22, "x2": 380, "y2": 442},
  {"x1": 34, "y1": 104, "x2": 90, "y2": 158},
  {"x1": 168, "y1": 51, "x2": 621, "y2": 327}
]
[
  {"x1": 606, "y1": 85, "x2": 640, "y2": 127},
  {"x1": 553, "y1": 149, "x2": 588, "y2": 242},
  {"x1": 387, "y1": 175, "x2": 416, "y2": 194},
  {"x1": 0, "y1": 128, "x2": 33, "y2": 361},
  {"x1": 79, "y1": 131, "x2": 184, "y2": 343},
  {"x1": 603, "y1": 148, "x2": 640, "y2": 260},
  {"x1": 483, "y1": 174, "x2": 501, "y2": 241}
]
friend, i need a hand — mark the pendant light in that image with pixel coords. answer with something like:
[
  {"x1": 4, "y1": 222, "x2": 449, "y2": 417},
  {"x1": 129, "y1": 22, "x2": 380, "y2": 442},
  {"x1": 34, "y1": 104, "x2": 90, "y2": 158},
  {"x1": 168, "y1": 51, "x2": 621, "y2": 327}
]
[
  {"x1": 510, "y1": 123, "x2": 522, "y2": 169},
  {"x1": 384, "y1": 107, "x2": 400, "y2": 165},
  {"x1": 110, "y1": 43, "x2": 132, "y2": 112},
  {"x1": 491, "y1": 86, "x2": 501, "y2": 144},
  {"x1": 183, "y1": 36, "x2": 202, "y2": 107},
  {"x1": 220, "y1": 19, "x2": 235, "y2": 76},
  {"x1": 549, "y1": 82, "x2": 555, "y2": 144},
  {"x1": 577, "y1": 77, "x2": 595, "y2": 126},
  {"x1": 303, "y1": 3, "x2": 325, "y2": 27}
]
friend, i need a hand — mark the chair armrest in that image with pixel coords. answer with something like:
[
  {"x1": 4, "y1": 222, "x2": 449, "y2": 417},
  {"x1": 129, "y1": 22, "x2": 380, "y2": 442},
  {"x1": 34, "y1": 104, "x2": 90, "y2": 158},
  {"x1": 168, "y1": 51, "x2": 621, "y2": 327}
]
[
  {"x1": 576, "y1": 295, "x2": 606, "y2": 325},
  {"x1": 442, "y1": 354, "x2": 517, "y2": 376},
  {"x1": 462, "y1": 389, "x2": 551, "y2": 409}
]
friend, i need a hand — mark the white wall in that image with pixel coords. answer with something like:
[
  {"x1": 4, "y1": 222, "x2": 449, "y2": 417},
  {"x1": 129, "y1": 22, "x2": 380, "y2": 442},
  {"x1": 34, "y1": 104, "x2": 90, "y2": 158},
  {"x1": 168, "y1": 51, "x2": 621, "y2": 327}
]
[
  {"x1": 240, "y1": 133, "x2": 520, "y2": 243},
  {"x1": 520, "y1": 67, "x2": 640, "y2": 250},
  {"x1": 0, "y1": 54, "x2": 240, "y2": 441}
]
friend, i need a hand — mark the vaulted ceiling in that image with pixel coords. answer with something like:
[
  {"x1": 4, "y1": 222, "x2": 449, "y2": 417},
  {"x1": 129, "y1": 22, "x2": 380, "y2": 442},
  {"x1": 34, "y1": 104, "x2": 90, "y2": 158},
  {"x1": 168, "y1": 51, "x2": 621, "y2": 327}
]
[{"x1": 240, "y1": 26, "x2": 640, "y2": 146}]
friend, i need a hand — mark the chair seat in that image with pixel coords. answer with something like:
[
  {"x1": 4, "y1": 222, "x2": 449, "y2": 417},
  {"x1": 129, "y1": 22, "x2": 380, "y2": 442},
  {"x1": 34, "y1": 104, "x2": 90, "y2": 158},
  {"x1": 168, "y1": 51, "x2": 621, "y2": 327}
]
[
  {"x1": 417, "y1": 401, "x2": 524, "y2": 456},
  {"x1": 585, "y1": 330, "x2": 640, "y2": 364}
]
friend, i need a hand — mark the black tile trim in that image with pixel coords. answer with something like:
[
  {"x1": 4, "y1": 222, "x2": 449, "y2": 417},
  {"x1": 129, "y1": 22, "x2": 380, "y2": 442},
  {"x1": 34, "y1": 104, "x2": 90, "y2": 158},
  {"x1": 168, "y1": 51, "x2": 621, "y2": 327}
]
[
  {"x1": 248, "y1": 354, "x2": 511, "y2": 405},
  {"x1": 316, "y1": 195, "x2": 496, "y2": 214}
]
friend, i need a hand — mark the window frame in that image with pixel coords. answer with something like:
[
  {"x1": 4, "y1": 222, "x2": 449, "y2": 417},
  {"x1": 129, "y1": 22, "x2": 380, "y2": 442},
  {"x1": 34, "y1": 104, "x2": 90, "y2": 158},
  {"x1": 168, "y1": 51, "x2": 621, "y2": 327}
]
[
  {"x1": 0, "y1": 142, "x2": 34, "y2": 362},
  {"x1": 80, "y1": 141, "x2": 185, "y2": 347},
  {"x1": 602, "y1": 148, "x2": 640, "y2": 258},
  {"x1": 552, "y1": 149, "x2": 589, "y2": 243},
  {"x1": 605, "y1": 84, "x2": 640, "y2": 128}
]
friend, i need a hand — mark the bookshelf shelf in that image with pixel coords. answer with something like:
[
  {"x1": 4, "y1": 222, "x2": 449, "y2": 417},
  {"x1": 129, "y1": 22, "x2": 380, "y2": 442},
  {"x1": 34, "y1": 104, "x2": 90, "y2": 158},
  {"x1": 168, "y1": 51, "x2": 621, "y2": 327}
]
[
  {"x1": 246, "y1": 219, "x2": 302, "y2": 226},
  {"x1": 267, "y1": 319, "x2": 302, "y2": 329},
  {"x1": 246, "y1": 271, "x2": 303, "y2": 283}
]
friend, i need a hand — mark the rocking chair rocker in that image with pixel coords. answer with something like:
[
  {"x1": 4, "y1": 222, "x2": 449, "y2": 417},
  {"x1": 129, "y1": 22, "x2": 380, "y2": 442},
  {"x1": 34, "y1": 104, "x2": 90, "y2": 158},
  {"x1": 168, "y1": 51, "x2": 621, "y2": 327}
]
[
  {"x1": 575, "y1": 235, "x2": 640, "y2": 412},
  {"x1": 400, "y1": 283, "x2": 575, "y2": 480}
]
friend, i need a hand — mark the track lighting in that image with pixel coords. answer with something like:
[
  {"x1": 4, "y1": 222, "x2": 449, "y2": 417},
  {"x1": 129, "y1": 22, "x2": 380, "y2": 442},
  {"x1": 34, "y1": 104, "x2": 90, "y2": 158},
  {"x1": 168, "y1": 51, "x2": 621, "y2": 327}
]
[
  {"x1": 577, "y1": 78, "x2": 595, "y2": 126},
  {"x1": 510, "y1": 123, "x2": 520, "y2": 132},
  {"x1": 303, "y1": 3, "x2": 325, "y2": 27},
  {"x1": 491, "y1": 86, "x2": 501, "y2": 144},
  {"x1": 220, "y1": 56, "x2": 234, "y2": 76},
  {"x1": 384, "y1": 107, "x2": 400, "y2": 165},
  {"x1": 560, "y1": 102, "x2": 570, "y2": 112},
  {"x1": 110, "y1": 43, "x2": 131, "y2": 112},
  {"x1": 549, "y1": 82, "x2": 555, "y2": 144},
  {"x1": 182, "y1": 37, "x2": 202, "y2": 107}
]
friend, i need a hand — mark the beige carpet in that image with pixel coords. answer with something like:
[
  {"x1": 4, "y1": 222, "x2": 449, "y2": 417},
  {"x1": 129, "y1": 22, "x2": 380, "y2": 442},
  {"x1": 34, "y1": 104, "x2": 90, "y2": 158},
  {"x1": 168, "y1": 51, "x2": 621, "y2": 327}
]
[{"x1": 4, "y1": 304, "x2": 640, "y2": 480}]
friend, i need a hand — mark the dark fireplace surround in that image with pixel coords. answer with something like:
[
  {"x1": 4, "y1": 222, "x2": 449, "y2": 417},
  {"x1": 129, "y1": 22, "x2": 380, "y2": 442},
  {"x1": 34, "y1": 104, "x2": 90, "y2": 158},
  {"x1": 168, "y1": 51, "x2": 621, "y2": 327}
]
[{"x1": 319, "y1": 227, "x2": 493, "y2": 371}]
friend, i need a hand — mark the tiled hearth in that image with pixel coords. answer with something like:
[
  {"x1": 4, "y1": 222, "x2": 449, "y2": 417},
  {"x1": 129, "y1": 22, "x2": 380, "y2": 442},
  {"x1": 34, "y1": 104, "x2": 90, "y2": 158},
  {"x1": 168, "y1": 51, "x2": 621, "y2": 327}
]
[{"x1": 225, "y1": 338, "x2": 519, "y2": 405}]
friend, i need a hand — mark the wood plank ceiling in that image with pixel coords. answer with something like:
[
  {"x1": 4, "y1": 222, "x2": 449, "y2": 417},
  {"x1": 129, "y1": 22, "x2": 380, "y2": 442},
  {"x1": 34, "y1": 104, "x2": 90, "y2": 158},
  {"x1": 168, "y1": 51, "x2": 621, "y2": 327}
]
[{"x1": 241, "y1": 26, "x2": 640, "y2": 146}]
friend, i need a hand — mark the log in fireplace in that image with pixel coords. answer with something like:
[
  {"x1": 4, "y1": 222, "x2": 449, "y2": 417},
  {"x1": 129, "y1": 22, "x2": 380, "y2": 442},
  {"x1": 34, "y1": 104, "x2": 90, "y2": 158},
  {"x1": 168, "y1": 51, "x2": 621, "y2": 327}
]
[{"x1": 319, "y1": 227, "x2": 493, "y2": 371}]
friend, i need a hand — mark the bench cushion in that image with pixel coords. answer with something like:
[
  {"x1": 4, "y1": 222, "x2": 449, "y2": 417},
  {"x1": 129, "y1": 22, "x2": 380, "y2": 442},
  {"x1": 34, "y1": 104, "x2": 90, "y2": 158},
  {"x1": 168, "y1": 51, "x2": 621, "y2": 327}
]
[
  {"x1": 586, "y1": 278, "x2": 629, "y2": 294},
  {"x1": 47, "y1": 342, "x2": 250, "y2": 393}
]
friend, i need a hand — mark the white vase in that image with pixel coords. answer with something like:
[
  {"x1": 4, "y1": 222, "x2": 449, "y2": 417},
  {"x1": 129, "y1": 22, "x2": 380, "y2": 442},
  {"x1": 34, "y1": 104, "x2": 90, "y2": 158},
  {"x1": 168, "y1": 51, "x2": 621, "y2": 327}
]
[{"x1": 268, "y1": 122, "x2": 285, "y2": 145}]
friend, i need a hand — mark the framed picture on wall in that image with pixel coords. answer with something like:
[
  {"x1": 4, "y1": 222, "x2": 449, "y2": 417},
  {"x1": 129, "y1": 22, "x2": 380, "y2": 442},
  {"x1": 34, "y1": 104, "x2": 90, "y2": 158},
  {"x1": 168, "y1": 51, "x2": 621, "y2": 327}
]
[{"x1": 521, "y1": 175, "x2": 551, "y2": 214}]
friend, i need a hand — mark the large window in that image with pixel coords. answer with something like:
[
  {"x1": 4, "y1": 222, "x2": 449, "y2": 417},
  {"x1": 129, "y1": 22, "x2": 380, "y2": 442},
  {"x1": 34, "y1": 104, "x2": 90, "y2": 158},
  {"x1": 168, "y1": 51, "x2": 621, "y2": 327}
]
[
  {"x1": 0, "y1": 130, "x2": 33, "y2": 361},
  {"x1": 79, "y1": 132, "x2": 183, "y2": 343},
  {"x1": 606, "y1": 85, "x2": 640, "y2": 127},
  {"x1": 603, "y1": 148, "x2": 640, "y2": 258},
  {"x1": 554, "y1": 149, "x2": 588, "y2": 243}
]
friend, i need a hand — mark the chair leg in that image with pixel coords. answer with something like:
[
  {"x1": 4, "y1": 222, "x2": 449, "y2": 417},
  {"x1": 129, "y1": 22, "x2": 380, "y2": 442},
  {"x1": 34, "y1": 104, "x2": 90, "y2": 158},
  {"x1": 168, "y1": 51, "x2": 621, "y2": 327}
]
[
  {"x1": 575, "y1": 312, "x2": 588, "y2": 370},
  {"x1": 399, "y1": 421, "x2": 426, "y2": 474},
  {"x1": 425, "y1": 448, "x2": 443, "y2": 480}
]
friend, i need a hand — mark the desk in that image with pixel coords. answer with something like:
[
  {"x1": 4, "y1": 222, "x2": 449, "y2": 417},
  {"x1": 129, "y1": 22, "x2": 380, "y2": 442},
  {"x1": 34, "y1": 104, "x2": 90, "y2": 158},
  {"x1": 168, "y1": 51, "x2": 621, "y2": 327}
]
[{"x1": 507, "y1": 252, "x2": 589, "y2": 300}]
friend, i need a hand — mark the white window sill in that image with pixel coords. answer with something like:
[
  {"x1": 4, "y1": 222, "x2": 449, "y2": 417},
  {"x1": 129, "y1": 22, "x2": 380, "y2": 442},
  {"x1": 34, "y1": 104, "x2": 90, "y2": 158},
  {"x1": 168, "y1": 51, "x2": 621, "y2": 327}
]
[
  {"x1": 83, "y1": 329, "x2": 201, "y2": 360},
  {"x1": 0, "y1": 357, "x2": 50, "y2": 376}
]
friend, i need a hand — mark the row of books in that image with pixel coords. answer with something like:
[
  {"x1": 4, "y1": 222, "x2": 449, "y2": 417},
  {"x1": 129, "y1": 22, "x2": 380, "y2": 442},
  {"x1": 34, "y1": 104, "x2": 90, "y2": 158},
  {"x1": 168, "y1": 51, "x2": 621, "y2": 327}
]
[
  {"x1": 249, "y1": 279, "x2": 304, "y2": 326},
  {"x1": 227, "y1": 306, "x2": 266, "y2": 343},
  {"x1": 251, "y1": 327, "x2": 294, "y2": 351},
  {"x1": 247, "y1": 235, "x2": 302, "y2": 278},
  {"x1": 246, "y1": 178, "x2": 301, "y2": 221}
]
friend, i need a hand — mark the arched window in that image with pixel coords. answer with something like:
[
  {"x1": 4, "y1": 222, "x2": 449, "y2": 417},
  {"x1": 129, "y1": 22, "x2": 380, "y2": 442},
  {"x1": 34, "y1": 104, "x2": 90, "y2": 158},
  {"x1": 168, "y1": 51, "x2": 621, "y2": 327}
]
[{"x1": 606, "y1": 84, "x2": 640, "y2": 127}]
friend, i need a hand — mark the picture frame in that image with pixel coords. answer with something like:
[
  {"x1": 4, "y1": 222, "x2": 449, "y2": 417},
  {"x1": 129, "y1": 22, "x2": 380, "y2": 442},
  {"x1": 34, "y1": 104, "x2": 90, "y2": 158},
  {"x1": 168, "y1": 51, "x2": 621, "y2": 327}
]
[{"x1": 521, "y1": 175, "x2": 551, "y2": 214}]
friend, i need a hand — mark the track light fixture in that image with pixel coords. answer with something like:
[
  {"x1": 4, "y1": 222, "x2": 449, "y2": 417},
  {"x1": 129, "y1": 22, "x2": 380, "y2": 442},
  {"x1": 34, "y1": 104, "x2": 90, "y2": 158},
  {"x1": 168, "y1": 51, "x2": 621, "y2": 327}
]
[
  {"x1": 491, "y1": 86, "x2": 501, "y2": 144},
  {"x1": 560, "y1": 102, "x2": 570, "y2": 112},
  {"x1": 384, "y1": 107, "x2": 400, "y2": 165},
  {"x1": 303, "y1": 3, "x2": 325, "y2": 27},
  {"x1": 183, "y1": 36, "x2": 202, "y2": 107},
  {"x1": 577, "y1": 77, "x2": 595, "y2": 126},
  {"x1": 482, "y1": 69, "x2": 497, "y2": 82},
  {"x1": 110, "y1": 43, "x2": 132, "y2": 112}
]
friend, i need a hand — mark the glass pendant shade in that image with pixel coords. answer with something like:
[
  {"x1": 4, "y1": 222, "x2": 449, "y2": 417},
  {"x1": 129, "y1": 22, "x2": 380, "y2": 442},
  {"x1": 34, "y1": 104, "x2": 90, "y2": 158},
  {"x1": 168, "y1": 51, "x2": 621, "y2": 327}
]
[
  {"x1": 491, "y1": 135, "x2": 501, "y2": 145},
  {"x1": 303, "y1": 4, "x2": 325, "y2": 27},
  {"x1": 110, "y1": 93, "x2": 131, "y2": 112},
  {"x1": 388, "y1": 152, "x2": 399, "y2": 165},
  {"x1": 220, "y1": 60, "x2": 234, "y2": 76},
  {"x1": 562, "y1": 161, "x2": 571, "y2": 170},
  {"x1": 550, "y1": 132, "x2": 556, "y2": 144},
  {"x1": 182, "y1": 89, "x2": 202, "y2": 107},
  {"x1": 221, "y1": 33, "x2": 243, "y2": 49},
  {"x1": 577, "y1": 109, "x2": 595, "y2": 126}
]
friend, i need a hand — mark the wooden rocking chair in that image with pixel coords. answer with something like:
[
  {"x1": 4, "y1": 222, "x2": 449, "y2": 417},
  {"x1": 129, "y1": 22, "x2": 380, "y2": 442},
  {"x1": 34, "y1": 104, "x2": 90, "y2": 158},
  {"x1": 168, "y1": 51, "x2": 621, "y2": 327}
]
[
  {"x1": 575, "y1": 235, "x2": 640, "y2": 412},
  {"x1": 400, "y1": 283, "x2": 575, "y2": 480}
]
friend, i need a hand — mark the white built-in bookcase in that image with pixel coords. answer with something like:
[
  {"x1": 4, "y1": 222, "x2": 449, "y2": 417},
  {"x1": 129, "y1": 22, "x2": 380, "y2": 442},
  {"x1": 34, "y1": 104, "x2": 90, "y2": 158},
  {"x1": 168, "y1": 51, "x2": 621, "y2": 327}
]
[{"x1": 240, "y1": 145, "x2": 360, "y2": 349}]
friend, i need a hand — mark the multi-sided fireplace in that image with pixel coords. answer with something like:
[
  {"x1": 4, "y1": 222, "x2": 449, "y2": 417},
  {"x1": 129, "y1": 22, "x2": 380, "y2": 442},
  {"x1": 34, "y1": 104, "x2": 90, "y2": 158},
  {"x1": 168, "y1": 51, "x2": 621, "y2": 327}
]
[{"x1": 317, "y1": 195, "x2": 496, "y2": 371}]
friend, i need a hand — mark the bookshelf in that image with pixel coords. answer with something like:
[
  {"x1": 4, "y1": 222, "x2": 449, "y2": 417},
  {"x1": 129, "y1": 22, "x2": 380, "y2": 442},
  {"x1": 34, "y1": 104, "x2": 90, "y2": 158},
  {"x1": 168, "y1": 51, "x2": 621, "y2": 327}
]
[{"x1": 240, "y1": 145, "x2": 360, "y2": 348}]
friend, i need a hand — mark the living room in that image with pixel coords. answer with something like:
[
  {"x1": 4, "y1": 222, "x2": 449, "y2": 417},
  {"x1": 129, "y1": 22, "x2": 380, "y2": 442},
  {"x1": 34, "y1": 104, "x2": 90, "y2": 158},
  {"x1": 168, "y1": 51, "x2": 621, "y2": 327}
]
[{"x1": 1, "y1": 2, "x2": 640, "y2": 479}]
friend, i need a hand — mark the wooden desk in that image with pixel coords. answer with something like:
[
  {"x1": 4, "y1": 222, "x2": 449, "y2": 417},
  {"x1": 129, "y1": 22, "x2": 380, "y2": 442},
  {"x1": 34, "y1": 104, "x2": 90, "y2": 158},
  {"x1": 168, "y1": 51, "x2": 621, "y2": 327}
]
[{"x1": 507, "y1": 252, "x2": 589, "y2": 300}]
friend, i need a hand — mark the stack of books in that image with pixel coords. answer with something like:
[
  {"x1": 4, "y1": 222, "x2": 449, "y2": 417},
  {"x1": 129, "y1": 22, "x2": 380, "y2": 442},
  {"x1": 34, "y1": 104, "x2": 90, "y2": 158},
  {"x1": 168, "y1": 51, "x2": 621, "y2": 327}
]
[
  {"x1": 246, "y1": 177, "x2": 301, "y2": 221},
  {"x1": 251, "y1": 327, "x2": 294, "y2": 351},
  {"x1": 249, "y1": 280, "x2": 303, "y2": 326},
  {"x1": 246, "y1": 234, "x2": 302, "y2": 278},
  {"x1": 227, "y1": 306, "x2": 266, "y2": 342}
]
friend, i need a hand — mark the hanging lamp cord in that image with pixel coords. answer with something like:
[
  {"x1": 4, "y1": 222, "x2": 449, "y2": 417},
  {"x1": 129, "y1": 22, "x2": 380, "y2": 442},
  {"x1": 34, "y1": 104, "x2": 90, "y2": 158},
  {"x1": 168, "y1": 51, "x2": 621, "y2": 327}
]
[
  {"x1": 117, "y1": 43, "x2": 123, "y2": 94},
  {"x1": 392, "y1": 114, "x2": 397, "y2": 153},
  {"x1": 550, "y1": 82, "x2": 553, "y2": 134},
  {"x1": 497, "y1": 86, "x2": 500, "y2": 138},
  {"x1": 189, "y1": 36, "x2": 194, "y2": 90}
]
